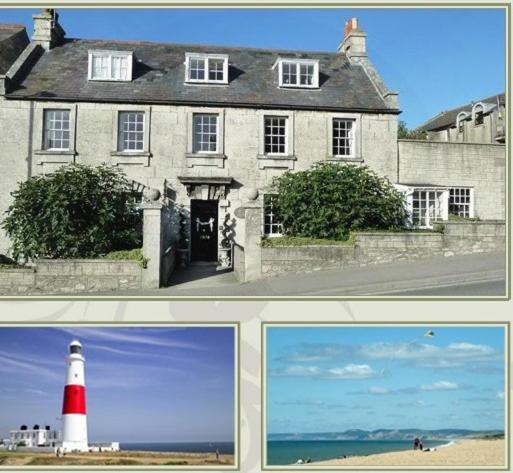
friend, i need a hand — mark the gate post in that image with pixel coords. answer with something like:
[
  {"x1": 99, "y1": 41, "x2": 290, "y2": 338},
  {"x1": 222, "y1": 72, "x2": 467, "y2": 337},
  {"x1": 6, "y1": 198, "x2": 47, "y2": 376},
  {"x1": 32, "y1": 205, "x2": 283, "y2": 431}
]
[
  {"x1": 142, "y1": 199, "x2": 163, "y2": 289},
  {"x1": 244, "y1": 200, "x2": 263, "y2": 282}
]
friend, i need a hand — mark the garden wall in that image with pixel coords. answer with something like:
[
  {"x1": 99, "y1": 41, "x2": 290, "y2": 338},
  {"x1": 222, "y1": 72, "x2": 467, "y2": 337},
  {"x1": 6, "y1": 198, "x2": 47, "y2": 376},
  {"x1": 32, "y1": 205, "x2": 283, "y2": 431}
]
[
  {"x1": 0, "y1": 259, "x2": 143, "y2": 296},
  {"x1": 260, "y1": 221, "x2": 505, "y2": 279}
]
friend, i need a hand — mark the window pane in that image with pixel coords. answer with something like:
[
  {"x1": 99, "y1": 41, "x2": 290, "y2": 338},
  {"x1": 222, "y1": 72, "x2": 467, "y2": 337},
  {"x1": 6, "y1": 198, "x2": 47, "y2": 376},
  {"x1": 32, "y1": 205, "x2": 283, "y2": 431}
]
[
  {"x1": 264, "y1": 194, "x2": 283, "y2": 236},
  {"x1": 43, "y1": 110, "x2": 71, "y2": 150},
  {"x1": 264, "y1": 116, "x2": 287, "y2": 154},
  {"x1": 208, "y1": 58, "x2": 225, "y2": 81},
  {"x1": 300, "y1": 64, "x2": 314, "y2": 85},
  {"x1": 190, "y1": 58, "x2": 205, "y2": 80},
  {"x1": 332, "y1": 119, "x2": 354, "y2": 156},
  {"x1": 193, "y1": 114, "x2": 218, "y2": 153},
  {"x1": 449, "y1": 188, "x2": 471, "y2": 218},
  {"x1": 118, "y1": 112, "x2": 145, "y2": 151},
  {"x1": 281, "y1": 62, "x2": 297, "y2": 86}
]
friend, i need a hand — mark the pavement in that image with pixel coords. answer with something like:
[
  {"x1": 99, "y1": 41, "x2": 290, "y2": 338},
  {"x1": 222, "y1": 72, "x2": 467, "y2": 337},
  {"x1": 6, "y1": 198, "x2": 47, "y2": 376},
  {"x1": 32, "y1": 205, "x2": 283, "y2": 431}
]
[{"x1": 93, "y1": 252, "x2": 507, "y2": 298}]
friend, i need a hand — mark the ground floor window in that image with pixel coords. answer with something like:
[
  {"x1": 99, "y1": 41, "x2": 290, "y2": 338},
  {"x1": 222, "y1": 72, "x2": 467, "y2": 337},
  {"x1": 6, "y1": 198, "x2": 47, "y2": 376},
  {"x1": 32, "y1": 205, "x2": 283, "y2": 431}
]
[
  {"x1": 264, "y1": 195, "x2": 283, "y2": 236},
  {"x1": 412, "y1": 190, "x2": 445, "y2": 228},
  {"x1": 449, "y1": 187, "x2": 473, "y2": 218}
]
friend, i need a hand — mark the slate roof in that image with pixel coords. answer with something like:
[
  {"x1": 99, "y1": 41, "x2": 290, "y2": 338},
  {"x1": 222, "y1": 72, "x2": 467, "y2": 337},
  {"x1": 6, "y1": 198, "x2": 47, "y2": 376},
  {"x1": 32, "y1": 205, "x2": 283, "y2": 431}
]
[
  {"x1": 0, "y1": 24, "x2": 29, "y2": 74},
  {"x1": 417, "y1": 93, "x2": 505, "y2": 132},
  {"x1": 5, "y1": 38, "x2": 398, "y2": 113}
]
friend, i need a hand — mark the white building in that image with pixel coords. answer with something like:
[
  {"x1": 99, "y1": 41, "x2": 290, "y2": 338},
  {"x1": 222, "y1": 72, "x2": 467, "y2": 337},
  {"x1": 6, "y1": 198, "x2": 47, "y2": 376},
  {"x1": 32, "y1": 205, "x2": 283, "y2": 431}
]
[{"x1": 9, "y1": 425, "x2": 60, "y2": 448}]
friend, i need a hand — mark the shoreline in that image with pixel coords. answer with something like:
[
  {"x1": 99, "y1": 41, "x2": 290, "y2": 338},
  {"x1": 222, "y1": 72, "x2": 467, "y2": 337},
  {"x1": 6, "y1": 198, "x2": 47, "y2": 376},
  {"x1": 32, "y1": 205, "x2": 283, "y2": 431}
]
[{"x1": 308, "y1": 438, "x2": 505, "y2": 467}]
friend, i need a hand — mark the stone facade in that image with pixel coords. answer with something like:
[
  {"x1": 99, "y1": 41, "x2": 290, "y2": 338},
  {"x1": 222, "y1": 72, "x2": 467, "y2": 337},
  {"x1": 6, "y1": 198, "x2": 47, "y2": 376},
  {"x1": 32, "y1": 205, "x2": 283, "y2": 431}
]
[
  {"x1": 398, "y1": 140, "x2": 506, "y2": 220},
  {"x1": 419, "y1": 94, "x2": 506, "y2": 144},
  {"x1": 0, "y1": 98, "x2": 399, "y2": 256}
]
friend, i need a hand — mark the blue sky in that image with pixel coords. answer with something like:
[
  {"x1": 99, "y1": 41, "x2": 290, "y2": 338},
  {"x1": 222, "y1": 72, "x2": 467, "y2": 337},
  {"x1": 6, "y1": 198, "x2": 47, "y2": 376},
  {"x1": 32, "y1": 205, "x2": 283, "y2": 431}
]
[
  {"x1": 0, "y1": 326, "x2": 235, "y2": 443},
  {"x1": 267, "y1": 326, "x2": 505, "y2": 434},
  {"x1": 0, "y1": 8, "x2": 505, "y2": 128}
]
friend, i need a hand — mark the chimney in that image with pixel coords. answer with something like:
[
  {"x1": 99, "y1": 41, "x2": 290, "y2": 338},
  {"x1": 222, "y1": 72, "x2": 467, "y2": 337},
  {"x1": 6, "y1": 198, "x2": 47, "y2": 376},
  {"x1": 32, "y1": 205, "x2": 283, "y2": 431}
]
[
  {"x1": 338, "y1": 17, "x2": 367, "y2": 58},
  {"x1": 32, "y1": 8, "x2": 65, "y2": 50}
]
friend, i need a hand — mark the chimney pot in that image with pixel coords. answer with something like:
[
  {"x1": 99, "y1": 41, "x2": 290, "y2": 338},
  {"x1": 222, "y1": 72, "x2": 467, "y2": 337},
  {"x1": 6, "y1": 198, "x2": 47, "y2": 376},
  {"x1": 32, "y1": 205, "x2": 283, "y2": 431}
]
[{"x1": 338, "y1": 17, "x2": 367, "y2": 58}]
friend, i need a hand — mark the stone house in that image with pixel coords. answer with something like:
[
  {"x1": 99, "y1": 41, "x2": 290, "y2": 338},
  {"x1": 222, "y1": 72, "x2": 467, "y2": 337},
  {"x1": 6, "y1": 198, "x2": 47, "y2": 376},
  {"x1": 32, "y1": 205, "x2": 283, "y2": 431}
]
[
  {"x1": 418, "y1": 93, "x2": 506, "y2": 144},
  {"x1": 0, "y1": 10, "x2": 506, "y2": 268}
]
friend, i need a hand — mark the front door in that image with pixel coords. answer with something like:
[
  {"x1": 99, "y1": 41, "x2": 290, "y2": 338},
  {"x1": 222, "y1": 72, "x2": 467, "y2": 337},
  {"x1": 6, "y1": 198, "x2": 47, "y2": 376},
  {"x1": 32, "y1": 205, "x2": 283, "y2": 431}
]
[{"x1": 190, "y1": 200, "x2": 218, "y2": 262}]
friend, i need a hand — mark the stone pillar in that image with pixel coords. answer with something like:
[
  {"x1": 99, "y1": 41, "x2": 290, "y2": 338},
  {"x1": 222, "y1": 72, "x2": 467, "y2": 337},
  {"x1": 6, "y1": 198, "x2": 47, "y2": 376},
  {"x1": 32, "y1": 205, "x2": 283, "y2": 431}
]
[
  {"x1": 243, "y1": 200, "x2": 263, "y2": 282},
  {"x1": 142, "y1": 201, "x2": 163, "y2": 289}
]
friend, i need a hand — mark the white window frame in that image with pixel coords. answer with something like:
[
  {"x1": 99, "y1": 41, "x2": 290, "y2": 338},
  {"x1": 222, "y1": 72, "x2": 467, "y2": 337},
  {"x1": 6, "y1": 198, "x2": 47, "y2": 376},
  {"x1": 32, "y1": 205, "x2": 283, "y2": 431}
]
[
  {"x1": 42, "y1": 109, "x2": 71, "y2": 151},
  {"x1": 274, "y1": 58, "x2": 319, "y2": 88},
  {"x1": 411, "y1": 189, "x2": 449, "y2": 229},
  {"x1": 448, "y1": 187, "x2": 474, "y2": 218},
  {"x1": 192, "y1": 113, "x2": 219, "y2": 154},
  {"x1": 263, "y1": 115, "x2": 289, "y2": 156},
  {"x1": 263, "y1": 194, "x2": 283, "y2": 237},
  {"x1": 326, "y1": 113, "x2": 361, "y2": 161},
  {"x1": 117, "y1": 111, "x2": 145, "y2": 152},
  {"x1": 88, "y1": 50, "x2": 133, "y2": 82},
  {"x1": 185, "y1": 53, "x2": 229, "y2": 84},
  {"x1": 332, "y1": 118, "x2": 356, "y2": 158}
]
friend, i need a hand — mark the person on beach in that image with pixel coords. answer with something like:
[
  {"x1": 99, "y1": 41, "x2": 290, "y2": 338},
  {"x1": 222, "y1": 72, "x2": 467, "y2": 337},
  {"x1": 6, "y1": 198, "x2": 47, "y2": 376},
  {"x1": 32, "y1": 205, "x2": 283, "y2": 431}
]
[
  {"x1": 413, "y1": 438, "x2": 420, "y2": 450},
  {"x1": 419, "y1": 440, "x2": 423, "y2": 451},
  {"x1": 216, "y1": 449, "x2": 220, "y2": 462}
]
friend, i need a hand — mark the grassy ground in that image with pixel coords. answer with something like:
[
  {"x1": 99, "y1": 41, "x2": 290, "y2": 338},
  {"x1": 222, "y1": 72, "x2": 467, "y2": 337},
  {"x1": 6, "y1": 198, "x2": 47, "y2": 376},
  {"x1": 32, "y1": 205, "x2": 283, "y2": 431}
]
[{"x1": 0, "y1": 450, "x2": 234, "y2": 466}]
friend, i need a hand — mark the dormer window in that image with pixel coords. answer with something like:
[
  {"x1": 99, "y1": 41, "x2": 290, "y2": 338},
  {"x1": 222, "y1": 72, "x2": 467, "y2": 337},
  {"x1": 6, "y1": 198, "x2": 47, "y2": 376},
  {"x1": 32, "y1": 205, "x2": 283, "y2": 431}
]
[
  {"x1": 88, "y1": 50, "x2": 133, "y2": 81},
  {"x1": 275, "y1": 58, "x2": 319, "y2": 88},
  {"x1": 472, "y1": 103, "x2": 485, "y2": 126},
  {"x1": 456, "y1": 111, "x2": 469, "y2": 134},
  {"x1": 185, "y1": 53, "x2": 229, "y2": 84}
]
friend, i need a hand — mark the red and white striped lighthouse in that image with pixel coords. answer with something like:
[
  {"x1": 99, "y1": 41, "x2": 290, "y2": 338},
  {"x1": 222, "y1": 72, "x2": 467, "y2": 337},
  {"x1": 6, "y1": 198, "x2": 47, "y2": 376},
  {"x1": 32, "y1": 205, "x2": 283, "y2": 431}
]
[{"x1": 61, "y1": 340, "x2": 88, "y2": 452}]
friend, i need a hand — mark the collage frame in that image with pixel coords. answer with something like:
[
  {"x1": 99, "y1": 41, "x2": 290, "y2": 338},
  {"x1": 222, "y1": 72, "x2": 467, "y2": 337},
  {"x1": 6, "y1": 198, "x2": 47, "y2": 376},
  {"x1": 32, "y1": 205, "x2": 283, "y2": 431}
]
[
  {"x1": 0, "y1": 321, "x2": 241, "y2": 471},
  {"x1": 261, "y1": 321, "x2": 511, "y2": 471},
  {"x1": 0, "y1": 2, "x2": 511, "y2": 472}
]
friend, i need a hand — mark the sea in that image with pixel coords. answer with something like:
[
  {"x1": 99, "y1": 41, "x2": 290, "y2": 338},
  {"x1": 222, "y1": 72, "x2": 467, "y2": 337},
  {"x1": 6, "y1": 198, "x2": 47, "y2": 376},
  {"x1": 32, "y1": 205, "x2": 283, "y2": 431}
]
[
  {"x1": 267, "y1": 439, "x2": 449, "y2": 465},
  {"x1": 121, "y1": 442, "x2": 234, "y2": 455}
]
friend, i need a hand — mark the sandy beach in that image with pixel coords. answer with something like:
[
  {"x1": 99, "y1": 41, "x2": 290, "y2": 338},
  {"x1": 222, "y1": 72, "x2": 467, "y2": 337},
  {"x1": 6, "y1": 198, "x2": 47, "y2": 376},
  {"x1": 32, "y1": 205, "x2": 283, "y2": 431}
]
[
  {"x1": 0, "y1": 450, "x2": 234, "y2": 466},
  {"x1": 311, "y1": 439, "x2": 505, "y2": 467}
]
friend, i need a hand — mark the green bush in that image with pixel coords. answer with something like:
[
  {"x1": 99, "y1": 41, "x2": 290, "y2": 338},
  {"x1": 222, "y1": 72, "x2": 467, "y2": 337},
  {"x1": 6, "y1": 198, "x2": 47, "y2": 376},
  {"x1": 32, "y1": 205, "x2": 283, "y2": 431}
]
[
  {"x1": 271, "y1": 163, "x2": 407, "y2": 240},
  {"x1": 261, "y1": 235, "x2": 356, "y2": 247},
  {"x1": 2, "y1": 164, "x2": 142, "y2": 260},
  {"x1": 102, "y1": 248, "x2": 148, "y2": 268}
]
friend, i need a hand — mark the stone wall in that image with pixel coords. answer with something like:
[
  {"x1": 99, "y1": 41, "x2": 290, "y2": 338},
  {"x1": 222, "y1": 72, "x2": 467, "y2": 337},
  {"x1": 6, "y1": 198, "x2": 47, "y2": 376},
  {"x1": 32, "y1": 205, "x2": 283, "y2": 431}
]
[
  {"x1": 0, "y1": 259, "x2": 143, "y2": 296},
  {"x1": 233, "y1": 243, "x2": 245, "y2": 283},
  {"x1": 398, "y1": 140, "x2": 505, "y2": 220},
  {"x1": 260, "y1": 221, "x2": 505, "y2": 279}
]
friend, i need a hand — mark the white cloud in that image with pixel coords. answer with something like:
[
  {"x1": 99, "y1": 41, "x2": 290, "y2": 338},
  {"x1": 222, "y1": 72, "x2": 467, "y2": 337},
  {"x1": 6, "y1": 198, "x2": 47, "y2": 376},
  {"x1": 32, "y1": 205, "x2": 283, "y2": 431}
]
[
  {"x1": 497, "y1": 391, "x2": 505, "y2": 400},
  {"x1": 326, "y1": 364, "x2": 377, "y2": 379},
  {"x1": 55, "y1": 328, "x2": 203, "y2": 351},
  {"x1": 369, "y1": 386, "x2": 389, "y2": 394},
  {"x1": 420, "y1": 380, "x2": 459, "y2": 391},
  {"x1": 271, "y1": 364, "x2": 378, "y2": 380}
]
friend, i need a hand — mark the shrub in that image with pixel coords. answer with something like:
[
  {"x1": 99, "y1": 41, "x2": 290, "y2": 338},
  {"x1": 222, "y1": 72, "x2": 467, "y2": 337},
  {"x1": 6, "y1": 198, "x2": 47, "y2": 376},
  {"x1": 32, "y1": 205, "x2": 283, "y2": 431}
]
[
  {"x1": 261, "y1": 235, "x2": 356, "y2": 247},
  {"x1": 271, "y1": 163, "x2": 407, "y2": 240},
  {"x1": 2, "y1": 164, "x2": 142, "y2": 260},
  {"x1": 102, "y1": 248, "x2": 148, "y2": 268}
]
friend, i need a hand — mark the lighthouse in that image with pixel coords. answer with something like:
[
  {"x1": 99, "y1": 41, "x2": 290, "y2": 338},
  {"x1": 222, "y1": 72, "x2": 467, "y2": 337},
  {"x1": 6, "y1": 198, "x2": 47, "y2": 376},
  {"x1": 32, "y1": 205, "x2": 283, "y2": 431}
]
[{"x1": 61, "y1": 340, "x2": 88, "y2": 452}]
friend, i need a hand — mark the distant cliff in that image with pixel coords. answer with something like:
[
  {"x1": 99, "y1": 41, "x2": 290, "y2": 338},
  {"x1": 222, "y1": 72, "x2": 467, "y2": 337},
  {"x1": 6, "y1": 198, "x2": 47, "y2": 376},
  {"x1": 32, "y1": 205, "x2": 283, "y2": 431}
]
[{"x1": 268, "y1": 429, "x2": 504, "y2": 441}]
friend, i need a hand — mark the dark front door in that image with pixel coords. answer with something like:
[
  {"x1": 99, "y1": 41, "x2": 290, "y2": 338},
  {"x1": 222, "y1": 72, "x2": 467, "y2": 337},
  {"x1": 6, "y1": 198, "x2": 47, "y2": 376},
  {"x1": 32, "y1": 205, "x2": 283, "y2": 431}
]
[{"x1": 191, "y1": 200, "x2": 218, "y2": 262}]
